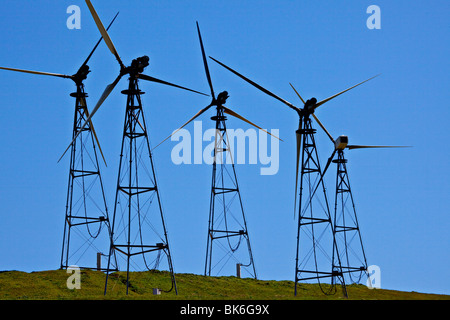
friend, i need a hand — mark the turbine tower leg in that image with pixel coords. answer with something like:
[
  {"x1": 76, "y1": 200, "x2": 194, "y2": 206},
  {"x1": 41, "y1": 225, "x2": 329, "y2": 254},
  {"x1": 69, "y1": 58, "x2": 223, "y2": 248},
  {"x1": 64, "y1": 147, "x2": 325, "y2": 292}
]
[
  {"x1": 294, "y1": 116, "x2": 347, "y2": 297},
  {"x1": 104, "y1": 77, "x2": 177, "y2": 295},
  {"x1": 60, "y1": 83, "x2": 114, "y2": 271},
  {"x1": 204, "y1": 107, "x2": 257, "y2": 279},
  {"x1": 333, "y1": 150, "x2": 368, "y2": 284}
]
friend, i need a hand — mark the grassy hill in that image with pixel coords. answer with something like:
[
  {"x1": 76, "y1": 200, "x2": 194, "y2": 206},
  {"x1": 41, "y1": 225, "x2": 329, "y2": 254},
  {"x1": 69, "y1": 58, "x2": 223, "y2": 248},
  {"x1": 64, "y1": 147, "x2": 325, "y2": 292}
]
[{"x1": 0, "y1": 269, "x2": 448, "y2": 300}]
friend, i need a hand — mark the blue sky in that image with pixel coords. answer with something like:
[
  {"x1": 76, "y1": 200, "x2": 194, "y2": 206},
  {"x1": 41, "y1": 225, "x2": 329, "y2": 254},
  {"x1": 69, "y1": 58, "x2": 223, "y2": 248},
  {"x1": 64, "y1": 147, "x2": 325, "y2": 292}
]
[{"x1": 0, "y1": 0, "x2": 449, "y2": 296}]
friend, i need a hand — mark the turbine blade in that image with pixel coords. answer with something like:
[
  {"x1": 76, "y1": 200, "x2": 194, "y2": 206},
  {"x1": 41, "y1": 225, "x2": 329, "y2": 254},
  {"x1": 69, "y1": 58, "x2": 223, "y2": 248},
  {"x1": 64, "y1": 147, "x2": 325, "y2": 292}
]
[
  {"x1": 307, "y1": 143, "x2": 407, "y2": 207},
  {"x1": 58, "y1": 74, "x2": 122, "y2": 163},
  {"x1": 223, "y1": 106, "x2": 282, "y2": 141},
  {"x1": 322, "y1": 149, "x2": 337, "y2": 178},
  {"x1": 81, "y1": 11, "x2": 119, "y2": 68},
  {"x1": 311, "y1": 114, "x2": 335, "y2": 143},
  {"x1": 90, "y1": 74, "x2": 123, "y2": 121},
  {"x1": 209, "y1": 56, "x2": 299, "y2": 112},
  {"x1": 289, "y1": 83, "x2": 305, "y2": 104},
  {"x1": 196, "y1": 22, "x2": 215, "y2": 100},
  {"x1": 138, "y1": 74, "x2": 208, "y2": 96},
  {"x1": 300, "y1": 144, "x2": 408, "y2": 205},
  {"x1": 294, "y1": 124, "x2": 301, "y2": 219},
  {"x1": 0, "y1": 66, "x2": 72, "y2": 79},
  {"x1": 85, "y1": 0, "x2": 124, "y2": 69},
  {"x1": 153, "y1": 104, "x2": 213, "y2": 150},
  {"x1": 80, "y1": 96, "x2": 107, "y2": 167},
  {"x1": 315, "y1": 74, "x2": 380, "y2": 109},
  {"x1": 347, "y1": 145, "x2": 411, "y2": 150}
]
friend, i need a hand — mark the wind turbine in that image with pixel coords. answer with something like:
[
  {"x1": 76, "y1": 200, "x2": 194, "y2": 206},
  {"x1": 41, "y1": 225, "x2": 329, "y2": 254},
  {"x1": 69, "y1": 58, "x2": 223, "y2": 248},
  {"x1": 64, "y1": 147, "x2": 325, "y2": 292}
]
[
  {"x1": 0, "y1": 12, "x2": 119, "y2": 271},
  {"x1": 312, "y1": 132, "x2": 410, "y2": 285},
  {"x1": 209, "y1": 56, "x2": 378, "y2": 296},
  {"x1": 67, "y1": 0, "x2": 208, "y2": 295},
  {"x1": 156, "y1": 22, "x2": 281, "y2": 280}
]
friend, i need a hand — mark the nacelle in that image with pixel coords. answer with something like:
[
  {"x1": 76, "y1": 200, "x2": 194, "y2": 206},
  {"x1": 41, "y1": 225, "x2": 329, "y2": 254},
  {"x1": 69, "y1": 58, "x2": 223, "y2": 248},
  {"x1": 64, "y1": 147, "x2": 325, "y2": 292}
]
[
  {"x1": 335, "y1": 135, "x2": 348, "y2": 150},
  {"x1": 304, "y1": 97, "x2": 317, "y2": 113},
  {"x1": 216, "y1": 91, "x2": 229, "y2": 105},
  {"x1": 73, "y1": 64, "x2": 91, "y2": 83},
  {"x1": 131, "y1": 55, "x2": 150, "y2": 73}
]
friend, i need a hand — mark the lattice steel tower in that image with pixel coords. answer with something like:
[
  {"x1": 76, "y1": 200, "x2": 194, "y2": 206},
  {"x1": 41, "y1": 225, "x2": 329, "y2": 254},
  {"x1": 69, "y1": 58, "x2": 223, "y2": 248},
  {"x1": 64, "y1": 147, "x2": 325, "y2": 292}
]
[
  {"x1": 332, "y1": 148, "x2": 368, "y2": 284},
  {"x1": 294, "y1": 114, "x2": 346, "y2": 297},
  {"x1": 60, "y1": 81, "x2": 115, "y2": 271},
  {"x1": 103, "y1": 72, "x2": 177, "y2": 294},
  {"x1": 204, "y1": 94, "x2": 257, "y2": 279},
  {"x1": 155, "y1": 23, "x2": 273, "y2": 279}
]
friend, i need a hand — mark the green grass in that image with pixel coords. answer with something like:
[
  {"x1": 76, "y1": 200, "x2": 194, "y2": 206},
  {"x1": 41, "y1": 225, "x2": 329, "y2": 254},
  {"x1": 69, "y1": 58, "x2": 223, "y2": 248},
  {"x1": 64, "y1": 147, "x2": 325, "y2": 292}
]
[{"x1": 0, "y1": 269, "x2": 448, "y2": 300}]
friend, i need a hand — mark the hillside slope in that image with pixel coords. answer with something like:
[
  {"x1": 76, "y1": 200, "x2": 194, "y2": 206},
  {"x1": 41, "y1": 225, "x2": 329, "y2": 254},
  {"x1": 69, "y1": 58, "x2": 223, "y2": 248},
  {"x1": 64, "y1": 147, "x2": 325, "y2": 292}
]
[{"x1": 0, "y1": 269, "x2": 448, "y2": 300}]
